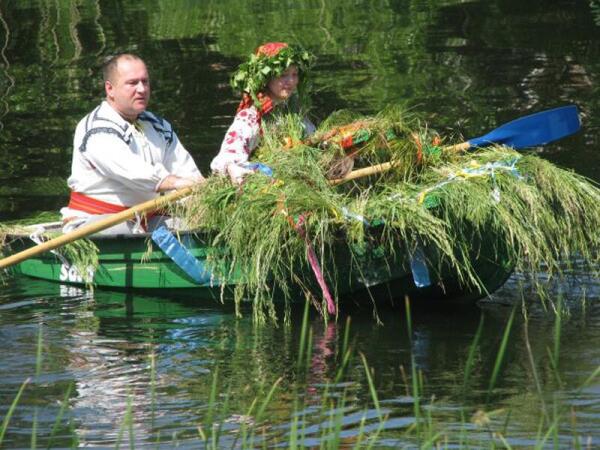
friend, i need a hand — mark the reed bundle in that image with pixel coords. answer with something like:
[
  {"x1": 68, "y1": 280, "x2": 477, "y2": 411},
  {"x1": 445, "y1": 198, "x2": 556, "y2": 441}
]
[{"x1": 173, "y1": 107, "x2": 600, "y2": 318}]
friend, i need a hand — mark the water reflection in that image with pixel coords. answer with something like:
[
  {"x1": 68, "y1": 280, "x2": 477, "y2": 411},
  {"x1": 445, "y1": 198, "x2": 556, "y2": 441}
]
[
  {"x1": 1, "y1": 273, "x2": 599, "y2": 446},
  {"x1": 1, "y1": 0, "x2": 599, "y2": 446},
  {"x1": 0, "y1": 7, "x2": 14, "y2": 132}
]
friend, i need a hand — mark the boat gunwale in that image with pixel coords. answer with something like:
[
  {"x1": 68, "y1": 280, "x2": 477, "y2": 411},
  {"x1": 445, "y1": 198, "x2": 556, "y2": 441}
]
[{"x1": 5, "y1": 221, "x2": 212, "y2": 242}]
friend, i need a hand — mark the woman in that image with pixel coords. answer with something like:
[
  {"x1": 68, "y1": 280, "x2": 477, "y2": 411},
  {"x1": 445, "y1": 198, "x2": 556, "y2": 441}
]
[{"x1": 210, "y1": 42, "x2": 315, "y2": 184}]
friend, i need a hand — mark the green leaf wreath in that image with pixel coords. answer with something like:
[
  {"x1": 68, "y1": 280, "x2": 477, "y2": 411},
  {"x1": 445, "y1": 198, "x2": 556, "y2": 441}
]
[{"x1": 230, "y1": 43, "x2": 315, "y2": 104}]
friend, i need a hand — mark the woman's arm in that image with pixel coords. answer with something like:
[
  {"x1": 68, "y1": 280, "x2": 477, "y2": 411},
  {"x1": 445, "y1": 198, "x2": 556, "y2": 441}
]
[{"x1": 210, "y1": 106, "x2": 261, "y2": 175}]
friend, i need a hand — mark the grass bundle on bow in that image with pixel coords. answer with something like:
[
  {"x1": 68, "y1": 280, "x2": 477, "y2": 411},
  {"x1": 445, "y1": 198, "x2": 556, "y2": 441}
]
[
  {"x1": 172, "y1": 107, "x2": 600, "y2": 318},
  {"x1": 0, "y1": 216, "x2": 99, "y2": 286}
]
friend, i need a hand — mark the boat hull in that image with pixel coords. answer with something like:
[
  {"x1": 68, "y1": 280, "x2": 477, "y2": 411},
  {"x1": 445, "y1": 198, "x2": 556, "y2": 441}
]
[{"x1": 5, "y1": 225, "x2": 514, "y2": 304}]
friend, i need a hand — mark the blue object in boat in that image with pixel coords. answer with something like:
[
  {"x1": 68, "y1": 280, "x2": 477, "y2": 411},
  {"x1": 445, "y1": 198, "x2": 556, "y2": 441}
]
[
  {"x1": 410, "y1": 245, "x2": 432, "y2": 288},
  {"x1": 243, "y1": 162, "x2": 273, "y2": 177},
  {"x1": 151, "y1": 226, "x2": 212, "y2": 284}
]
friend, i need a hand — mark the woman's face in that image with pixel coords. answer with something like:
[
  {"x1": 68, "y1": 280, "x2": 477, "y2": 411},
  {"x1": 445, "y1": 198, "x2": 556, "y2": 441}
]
[{"x1": 266, "y1": 65, "x2": 299, "y2": 102}]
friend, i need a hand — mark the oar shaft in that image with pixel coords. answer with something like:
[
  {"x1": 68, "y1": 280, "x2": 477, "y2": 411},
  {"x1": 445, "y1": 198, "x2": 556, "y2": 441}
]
[
  {"x1": 328, "y1": 141, "x2": 475, "y2": 185},
  {"x1": 329, "y1": 161, "x2": 394, "y2": 186},
  {"x1": 0, "y1": 187, "x2": 193, "y2": 270},
  {"x1": 445, "y1": 141, "x2": 471, "y2": 152},
  {"x1": 329, "y1": 105, "x2": 579, "y2": 185}
]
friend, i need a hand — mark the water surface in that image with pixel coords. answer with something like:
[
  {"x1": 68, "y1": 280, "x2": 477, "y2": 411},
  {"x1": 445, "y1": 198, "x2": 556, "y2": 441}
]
[{"x1": 1, "y1": 1, "x2": 599, "y2": 447}]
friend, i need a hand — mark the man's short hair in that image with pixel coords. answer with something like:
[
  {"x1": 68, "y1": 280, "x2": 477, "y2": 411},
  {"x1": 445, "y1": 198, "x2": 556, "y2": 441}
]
[{"x1": 102, "y1": 53, "x2": 144, "y2": 83}]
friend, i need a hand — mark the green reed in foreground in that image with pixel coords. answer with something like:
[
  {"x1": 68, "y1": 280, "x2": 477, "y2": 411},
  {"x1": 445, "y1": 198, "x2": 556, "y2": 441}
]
[{"x1": 2, "y1": 302, "x2": 600, "y2": 448}]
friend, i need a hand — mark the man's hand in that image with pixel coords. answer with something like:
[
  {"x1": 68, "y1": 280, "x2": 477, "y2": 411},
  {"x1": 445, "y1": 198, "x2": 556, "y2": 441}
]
[{"x1": 158, "y1": 174, "x2": 206, "y2": 192}]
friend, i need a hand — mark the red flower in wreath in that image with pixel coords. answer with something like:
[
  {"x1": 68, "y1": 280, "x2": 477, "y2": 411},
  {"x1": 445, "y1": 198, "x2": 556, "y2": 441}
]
[{"x1": 256, "y1": 42, "x2": 288, "y2": 57}]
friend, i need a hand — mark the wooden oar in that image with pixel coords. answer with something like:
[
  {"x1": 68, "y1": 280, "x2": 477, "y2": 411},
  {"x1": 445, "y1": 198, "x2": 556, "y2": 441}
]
[
  {"x1": 330, "y1": 105, "x2": 581, "y2": 185},
  {"x1": 329, "y1": 161, "x2": 394, "y2": 186},
  {"x1": 0, "y1": 187, "x2": 194, "y2": 270}
]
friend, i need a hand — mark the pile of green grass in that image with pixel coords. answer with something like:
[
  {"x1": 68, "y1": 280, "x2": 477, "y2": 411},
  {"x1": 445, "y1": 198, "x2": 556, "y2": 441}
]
[
  {"x1": 173, "y1": 107, "x2": 600, "y2": 319},
  {"x1": 0, "y1": 216, "x2": 98, "y2": 286}
]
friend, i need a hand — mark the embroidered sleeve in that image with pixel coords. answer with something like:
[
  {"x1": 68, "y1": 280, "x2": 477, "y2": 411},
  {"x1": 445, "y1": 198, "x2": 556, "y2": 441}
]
[{"x1": 210, "y1": 106, "x2": 261, "y2": 174}]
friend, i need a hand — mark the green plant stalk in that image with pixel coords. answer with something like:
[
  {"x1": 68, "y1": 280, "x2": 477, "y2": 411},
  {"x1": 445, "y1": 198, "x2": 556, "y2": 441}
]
[
  {"x1": 149, "y1": 352, "x2": 156, "y2": 430},
  {"x1": 354, "y1": 415, "x2": 367, "y2": 448},
  {"x1": 329, "y1": 393, "x2": 346, "y2": 449},
  {"x1": 501, "y1": 409, "x2": 513, "y2": 442},
  {"x1": 35, "y1": 325, "x2": 43, "y2": 377},
  {"x1": 578, "y1": 365, "x2": 600, "y2": 392},
  {"x1": 404, "y1": 297, "x2": 422, "y2": 437},
  {"x1": 240, "y1": 396, "x2": 258, "y2": 448},
  {"x1": 205, "y1": 366, "x2": 219, "y2": 438},
  {"x1": 128, "y1": 394, "x2": 134, "y2": 450},
  {"x1": 30, "y1": 409, "x2": 37, "y2": 450},
  {"x1": 214, "y1": 387, "x2": 231, "y2": 447},
  {"x1": 522, "y1": 306, "x2": 549, "y2": 425},
  {"x1": 298, "y1": 403, "x2": 308, "y2": 449},
  {"x1": 304, "y1": 328, "x2": 314, "y2": 374},
  {"x1": 488, "y1": 308, "x2": 515, "y2": 395},
  {"x1": 359, "y1": 352, "x2": 381, "y2": 417},
  {"x1": 421, "y1": 431, "x2": 445, "y2": 449},
  {"x1": 288, "y1": 405, "x2": 299, "y2": 450},
  {"x1": 570, "y1": 407, "x2": 582, "y2": 450},
  {"x1": 31, "y1": 325, "x2": 43, "y2": 450},
  {"x1": 68, "y1": 417, "x2": 78, "y2": 448},
  {"x1": 496, "y1": 431, "x2": 514, "y2": 449},
  {"x1": 319, "y1": 406, "x2": 329, "y2": 448},
  {"x1": 404, "y1": 296, "x2": 413, "y2": 340},
  {"x1": 534, "y1": 415, "x2": 560, "y2": 450},
  {"x1": 553, "y1": 296, "x2": 563, "y2": 372},
  {"x1": 46, "y1": 382, "x2": 73, "y2": 449},
  {"x1": 0, "y1": 377, "x2": 30, "y2": 446},
  {"x1": 255, "y1": 377, "x2": 282, "y2": 423},
  {"x1": 114, "y1": 393, "x2": 134, "y2": 450},
  {"x1": 334, "y1": 347, "x2": 352, "y2": 384},
  {"x1": 553, "y1": 398, "x2": 560, "y2": 449},
  {"x1": 463, "y1": 313, "x2": 485, "y2": 390},
  {"x1": 342, "y1": 316, "x2": 351, "y2": 357},
  {"x1": 364, "y1": 417, "x2": 387, "y2": 450},
  {"x1": 244, "y1": 377, "x2": 283, "y2": 449},
  {"x1": 296, "y1": 300, "x2": 310, "y2": 369}
]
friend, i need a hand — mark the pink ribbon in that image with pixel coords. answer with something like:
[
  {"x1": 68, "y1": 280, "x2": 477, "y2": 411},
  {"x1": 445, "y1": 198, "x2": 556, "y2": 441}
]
[{"x1": 294, "y1": 215, "x2": 337, "y2": 316}]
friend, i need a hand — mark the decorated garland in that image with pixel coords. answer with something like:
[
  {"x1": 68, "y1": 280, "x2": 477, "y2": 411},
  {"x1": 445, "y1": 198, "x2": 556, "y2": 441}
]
[
  {"x1": 167, "y1": 107, "x2": 600, "y2": 320},
  {"x1": 230, "y1": 42, "x2": 314, "y2": 104}
]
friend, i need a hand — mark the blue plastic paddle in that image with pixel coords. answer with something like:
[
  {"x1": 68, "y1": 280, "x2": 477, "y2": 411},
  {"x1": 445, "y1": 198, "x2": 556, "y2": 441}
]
[
  {"x1": 332, "y1": 105, "x2": 581, "y2": 185},
  {"x1": 451, "y1": 105, "x2": 580, "y2": 151}
]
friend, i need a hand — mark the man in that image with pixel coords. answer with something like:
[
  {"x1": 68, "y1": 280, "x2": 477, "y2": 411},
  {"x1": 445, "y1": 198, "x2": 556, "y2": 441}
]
[{"x1": 61, "y1": 53, "x2": 205, "y2": 233}]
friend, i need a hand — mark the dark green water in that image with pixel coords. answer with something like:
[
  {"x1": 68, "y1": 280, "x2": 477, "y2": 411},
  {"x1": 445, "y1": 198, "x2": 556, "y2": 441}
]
[{"x1": 1, "y1": 1, "x2": 599, "y2": 447}]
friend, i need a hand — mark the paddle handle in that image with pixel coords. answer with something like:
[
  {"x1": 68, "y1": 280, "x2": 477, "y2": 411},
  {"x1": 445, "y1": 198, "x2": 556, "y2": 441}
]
[
  {"x1": 329, "y1": 161, "x2": 394, "y2": 186},
  {"x1": 329, "y1": 139, "x2": 476, "y2": 185},
  {"x1": 0, "y1": 187, "x2": 193, "y2": 270},
  {"x1": 446, "y1": 141, "x2": 471, "y2": 152}
]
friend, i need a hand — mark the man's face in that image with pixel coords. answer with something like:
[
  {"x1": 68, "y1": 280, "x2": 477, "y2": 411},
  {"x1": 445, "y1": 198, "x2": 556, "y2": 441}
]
[{"x1": 105, "y1": 58, "x2": 150, "y2": 121}]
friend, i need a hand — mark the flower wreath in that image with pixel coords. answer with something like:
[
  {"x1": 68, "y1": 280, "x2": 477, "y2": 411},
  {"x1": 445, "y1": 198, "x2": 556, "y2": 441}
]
[{"x1": 230, "y1": 42, "x2": 315, "y2": 104}]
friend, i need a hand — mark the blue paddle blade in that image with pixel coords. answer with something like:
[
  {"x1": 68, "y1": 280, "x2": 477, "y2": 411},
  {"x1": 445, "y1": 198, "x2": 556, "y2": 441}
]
[
  {"x1": 468, "y1": 105, "x2": 580, "y2": 149},
  {"x1": 151, "y1": 226, "x2": 212, "y2": 285}
]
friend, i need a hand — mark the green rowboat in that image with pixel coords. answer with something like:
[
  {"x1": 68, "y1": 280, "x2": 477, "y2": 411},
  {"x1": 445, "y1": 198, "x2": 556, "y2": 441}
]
[{"x1": 4, "y1": 222, "x2": 514, "y2": 304}]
